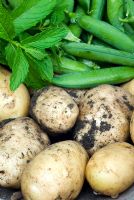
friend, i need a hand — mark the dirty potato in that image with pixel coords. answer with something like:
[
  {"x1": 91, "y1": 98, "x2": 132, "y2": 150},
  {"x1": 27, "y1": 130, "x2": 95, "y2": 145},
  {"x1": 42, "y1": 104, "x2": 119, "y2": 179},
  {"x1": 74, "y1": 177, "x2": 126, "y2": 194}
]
[
  {"x1": 0, "y1": 117, "x2": 50, "y2": 188},
  {"x1": 21, "y1": 141, "x2": 88, "y2": 200},
  {"x1": 30, "y1": 86, "x2": 79, "y2": 135},
  {"x1": 74, "y1": 85, "x2": 131, "y2": 154},
  {"x1": 122, "y1": 79, "x2": 134, "y2": 96},
  {"x1": 0, "y1": 66, "x2": 30, "y2": 121}
]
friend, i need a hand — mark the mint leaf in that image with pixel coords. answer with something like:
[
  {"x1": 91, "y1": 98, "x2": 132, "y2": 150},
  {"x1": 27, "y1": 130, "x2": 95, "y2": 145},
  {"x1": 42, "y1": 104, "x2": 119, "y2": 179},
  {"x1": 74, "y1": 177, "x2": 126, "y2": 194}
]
[
  {"x1": 5, "y1": 43, "x2": 16, "y2": 67},
  {"x1": 24, "y1": 47, "x2": 46, "y2": 60},
  {"x1": 26, "y1": 54, "x2": 53, "y2": 82},
  {"x1": 34, "y1": 56, "x2": 53, "y2": 82},
  {"x1": 8, "y1": 0, "x2": 23, "y2": 9},
  {"x1": 25, "y1": 56, "x2": 48, "y2": 89},
  {"x1": 0, "y1": 3, "x2": 15, "y2": 40},
  {"x1": 21, "y1": 25, "x2": 68, "y2": 50},
  {"x1": 6, "y1": 46, "x2": 29, "y2": 90},
  {"x1": 12, "y1": 0, "x2": 56, "y2": 34}
]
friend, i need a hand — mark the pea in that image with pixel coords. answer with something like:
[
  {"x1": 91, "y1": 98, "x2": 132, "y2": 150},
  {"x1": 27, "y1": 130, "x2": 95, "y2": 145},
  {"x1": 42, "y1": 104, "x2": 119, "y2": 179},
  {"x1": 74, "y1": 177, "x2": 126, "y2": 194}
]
[
  {"x1": 78, "y1": 15, "x2": 134, "y2": 52},
  {"x1": 77, "y1": 0, "x2": 90, "y2": 14},
  {"x1": 107, "y1": 0, "x2": 124, "y2": 31},
  {"x1": 62, "y1": 42, "x2": 134, "y2": 66},
  {"x1": 52, "y1": 67, "x2": 134, "y2": 88},
  {"x1": 53, "y1": 57, "x2": 94, "y2": 74},
  {"x1": 90, "y1": 0, "x2": 105, "y2": 19}
]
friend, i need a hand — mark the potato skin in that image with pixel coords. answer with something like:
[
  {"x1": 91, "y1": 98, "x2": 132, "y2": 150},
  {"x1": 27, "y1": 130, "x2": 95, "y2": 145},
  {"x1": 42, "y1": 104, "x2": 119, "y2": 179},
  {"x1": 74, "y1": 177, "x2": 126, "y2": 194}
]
[
  {"x1": 21, "y1": 141, "x2": 88, "y2": 200},
  {"x1": 30, "y1": 86, "x2": 79, "y2": 134},
  {"x1": 0, "y1": 66, "x2": 30, "y2": 121},
  {"x1": 86, "y1": 142, "x2": 134, "y2": 198},
  {"x1": 65, "y1": 89, "x2": 87, "y2": 105},
  {"x1": 130, "y1": 112, "x2": 134, "y2": 143},
  {"x1": 122, "y1": 79, "x2": 134, "y2": 96},
  {"x1": 74, "y1": 85, "x2": 130, "y2": 154},
  {"x1": 0, "y1": 117, "x2": 50, "y2": 188}
]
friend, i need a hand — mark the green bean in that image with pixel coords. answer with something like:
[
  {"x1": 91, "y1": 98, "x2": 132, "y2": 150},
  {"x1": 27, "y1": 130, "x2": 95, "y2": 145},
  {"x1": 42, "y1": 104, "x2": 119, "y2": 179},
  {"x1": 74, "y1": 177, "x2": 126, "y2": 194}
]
[
  {"x1": 52, "y1": 67, "x2": 134, "y2": 88},
  {"x1": 107, "y1": 0, "x2": 124, "y2": 31},
  {"x1": 78, "y1": 15, "x2": 134, "y2": 52},
  {"x1": 90, "y1": 0, "x2": 105, "y2": 19},
  {"x1": 124, "y1": 24, "x2": 134, "y2": 40},
  {"x1": 77, "y1": 0, "x2": 90, "y2": 14},
  {"x1": 53, "y1": 57, "x2": 93, "y2": 74},
  {"x1": 62, "y1": 42, "x2": 134, "y2": 66}
]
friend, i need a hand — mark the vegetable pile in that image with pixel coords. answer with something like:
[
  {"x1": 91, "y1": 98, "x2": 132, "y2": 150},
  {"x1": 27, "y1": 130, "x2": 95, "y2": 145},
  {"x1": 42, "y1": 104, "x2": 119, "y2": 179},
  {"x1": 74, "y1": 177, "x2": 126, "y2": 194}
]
[
  {"x1": 1, "y1": 0, "x2": 134, "y2": 200},
  {"x1": 1, "y1": 0, "x2": 134, "y2": 90}
]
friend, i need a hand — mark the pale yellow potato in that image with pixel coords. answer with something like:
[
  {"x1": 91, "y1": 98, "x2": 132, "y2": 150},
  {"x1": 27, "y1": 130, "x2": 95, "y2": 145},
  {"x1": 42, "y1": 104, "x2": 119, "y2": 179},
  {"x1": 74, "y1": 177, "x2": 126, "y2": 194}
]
[
  {"x1": 21, "y1": 140, "x2": 88, "y2": 200},
  {"x1": 30, "y1": 86, "x2": 79, "y2": 134},
  {"x1": 65, "y1": 88, "x2": 87, "y2": 105},
  {"x1": 0, "y1": 117, "x2": 50, "y2": 188},
  {"x1": 0, "y1": 66, "x2": 30, "y2": 121},
  {"x1": 130, "y1": 111, "x2": 134, "y2": 143},
  {"x1": 74, "y1": 85, "x2": 130, "y2": 155},
  {"x1": 122, "y1": 79, "x2": 134, "y2": 96},
  {"x1": 86, "y1": 142, "x2": 134, "y2": 198}
]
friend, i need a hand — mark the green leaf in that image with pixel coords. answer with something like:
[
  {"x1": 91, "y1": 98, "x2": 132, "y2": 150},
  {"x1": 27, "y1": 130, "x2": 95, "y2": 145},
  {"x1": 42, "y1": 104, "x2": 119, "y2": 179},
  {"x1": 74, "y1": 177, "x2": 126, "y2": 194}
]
[
  {"x1": 0, "y1": 3, "x2": 15, "y2": 40},
  {"x1": 8, "y1": 0, "x2": 23, "y2": 9},
  {"x1": 5, "y1": 43, "x2": 16, "y2": 67},
  {"x1": 24, "y1": 47, "x2": 46, "y2": 60},
  {"x1": 21, "y1": 25, "x2": 68, "y2": 50},
  {"x1": 12, "y1": 0, "x2": 56, "y2": 34},
  {"x1": 25, "y1": 55, "x2": 48, "y2": 89},
  {"x1": 28, "y1": 55, "x2": 53, "y2": 82},
  {"x1": 6, "y1": 46, "x2": 29, "y2": 90}
]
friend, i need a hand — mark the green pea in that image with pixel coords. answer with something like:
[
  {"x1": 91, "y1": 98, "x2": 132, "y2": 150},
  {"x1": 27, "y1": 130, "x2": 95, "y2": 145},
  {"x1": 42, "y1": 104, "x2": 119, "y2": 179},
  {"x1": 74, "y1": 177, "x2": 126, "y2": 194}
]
[
  {"x1": 78, "y1": 15, "x2": 134, "y2": 52},
  {"x1": 52, "y1": 67, "x2": 134, "y2": 88},
  {"x1": 62, "y1": 42, "x2": 134, "y2": 66}
]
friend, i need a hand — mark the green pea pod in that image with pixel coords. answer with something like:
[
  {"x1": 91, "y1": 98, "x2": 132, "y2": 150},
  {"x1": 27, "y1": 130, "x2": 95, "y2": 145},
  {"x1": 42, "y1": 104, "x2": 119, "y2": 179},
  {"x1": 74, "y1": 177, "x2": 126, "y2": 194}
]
[
  {"x1": 107, "y1": 0, "x2": 124, "y2": 31},
  {"x1": 52, "y1": 67, "x2": 134, "y2": 88},
  {"x1": 78, "y1": 0, "x2": 90, "y2": 14},
  {"x1": 90, "y1": 0, "x2": 105, "y2": 19},
  {"x1": 62, "y1": 42, "x2": 134, "y2": 66},
  {"x1": 69, "y1": 24, "x2": 82, "y2": 38},
  {"x1": 124, "y1": 23, "x2": 134, "y2": 40},
  {"x1": 92, "y1": 38, "x2": 112, "y2": 48},
  {"x1": 78, "y1": 15, "x2": 134, "y2": 52},
  {"x1": 53, "y1": 57, "x2": 94, "y2": 74}
]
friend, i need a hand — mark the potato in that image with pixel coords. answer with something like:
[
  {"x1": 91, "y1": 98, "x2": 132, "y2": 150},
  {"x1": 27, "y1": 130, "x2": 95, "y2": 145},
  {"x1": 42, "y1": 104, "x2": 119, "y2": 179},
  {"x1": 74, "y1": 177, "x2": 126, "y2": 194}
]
[
  {"x1": 130, "y1": 111, "x2": 134, "y2": 143},
  {"x1": 0, "y1": 117, "x2": 50, "y2": 188},
  {"x1": 86, "y1": 142, "x2": 134, "y2": 198},
  {"x1": 65, "y1": 89, "x2": 87, "y2": 105},
  {"x1": 0, "y1": 66, "x2": 30, "y2": 121},
  {"x1": 74, "y1": 85, "x2": 130, "y2": 154},
  {"x1": 30, "y1": 86, "x2": 79, "y2": 135},
  {"x1": 122, "y1": 79, "x2": 134, "y2": 96},
  {"x1": 21, "y1": 140, "x2": 88, "y2": 200}
]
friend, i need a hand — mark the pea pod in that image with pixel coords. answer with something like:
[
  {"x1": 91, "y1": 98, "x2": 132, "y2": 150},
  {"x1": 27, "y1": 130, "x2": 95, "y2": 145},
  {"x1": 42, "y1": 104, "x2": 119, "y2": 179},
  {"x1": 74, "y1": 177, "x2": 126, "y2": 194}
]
[
  {"x1": 53, "y1": 57, "x2": 94, "y2": 74},
  {"x1": 107, "y1": 0, "x2": 124, "y2": 31},
  {"x1": 69, "y1": 24, "x2": 82, "y2": 38},
  {"x1": 52, "y1": 67, "x2": 134, "y2": 88},
  {"x1": 78, "y1": 0, "x2": 90, "y2": 14},
  {"x1": 78, "y1": 15, "x2": 134, "y2": 52},
  {"x1": 62, "y1": 42, "x2": 134, "y2": 66},
  {"x1": 90, "y1": 0, "x2": 105, "y2": 19}
]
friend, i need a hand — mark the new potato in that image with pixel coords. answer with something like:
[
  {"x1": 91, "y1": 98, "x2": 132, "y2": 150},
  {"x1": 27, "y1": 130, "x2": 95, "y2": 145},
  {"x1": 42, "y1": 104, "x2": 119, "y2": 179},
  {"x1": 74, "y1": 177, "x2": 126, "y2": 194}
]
[
  {"x1": 21, "y1": 140, "x2": 88, "y2": 200},
  {"x1": 0, "y1": 66, "x2": 30, "y2": 121},
  {"x1": 30, "y1": 86, "x2": 79, "y2": 135},
  {"x1": 74, "y1": 85, "x2": 132, "y2": 154},
  {"x1": 86, "y1": 142, "x2": 134, "y2": 198},
  {"x1": 0, "y1": 117, "x2": 50, "y2": 188}
]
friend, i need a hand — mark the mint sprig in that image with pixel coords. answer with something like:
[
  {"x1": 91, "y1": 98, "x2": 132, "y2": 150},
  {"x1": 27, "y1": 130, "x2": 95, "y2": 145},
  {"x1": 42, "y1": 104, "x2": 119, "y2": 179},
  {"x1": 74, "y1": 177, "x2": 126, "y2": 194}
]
[{"x1": 0, "y1": 0, "x2": 68, "y2": 91}]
